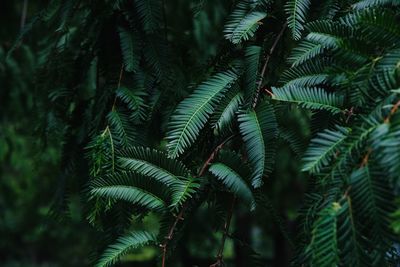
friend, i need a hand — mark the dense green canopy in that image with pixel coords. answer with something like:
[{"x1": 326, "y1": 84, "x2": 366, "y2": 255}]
[{"x1": 1, "y1": 0, "x2": 400, "y2": 266}]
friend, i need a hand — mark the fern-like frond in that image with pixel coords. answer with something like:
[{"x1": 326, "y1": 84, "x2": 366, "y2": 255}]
[
  {"x1": 116, "y1": 86, "x2": 148, "y2": 122},
  {"x1": 170, "y1": 177, "x2": 200, "y2": 209},
  {"x1": 287, "y1": 40, "x2": 324, "y2": 67},
  {"x1": 118, "y1": 26, "x2": 140, "y2": 73},
  {"x1": 341, "y1": 9, "x2": 400, "y2": 47},
  {"x1": 209, "y1": 162, "x2": 255, "y2": 209},
  {"x1": 278, "y1": 126, "x2": 307, "y2": 157},
  {"x1": 307, "y1": 202, "x2": 340, "y2": 267},
  {"x1": 272, "y1": 86, "x2": 344, "y2": 114},
  {"x1": 280, "y1": 58, "x2": 332, "y2": 87},
  {"x1": 107, "y1": 107, "x2": 137, "y2": 147},
  {"x1": 352, "y1": 0, "x2": 400, "y2": 9},
  {"x1": 118, "y1": 147, "x2": 191, "y2": 186},
  {"x1": 166, "y1": 69, "x2": 239, "y2": 158},
  {"x1": 337, "y1": 198, "x2": 363, "y2": 267},
  {"x1": 238, "y1": 101, "x2": 277, "y2": 187},
  {"x1": 90, "y1": 173, "x2": 167, "y2": 211},
  {"x1": 224, "y1": 1, "x2": 267, "y2": 44},
  {"x1": 373, "y1": 114, "x2": 400, "y2": 184},
  {"x1": 96, "y1": 230, "x2": 156, "y2": 267},
  {"x1": 134, "y1": 0, "x2": 162, "y2": 33},
  {"x1": 211, "y1": 87, "x2": 244, "y2": 135},
  {"x1": 350, "y1": 166, "x2": 396, "y2": 251},
  {"x1": 285, "y1": 0, "x2": 311, "y2": 40},
  {"x1": 305, "y1": 21, "x2": 354, "y2": 49},
  {"x1": 243, "y1": 45, "x2": 262, "y2": 108},
  {"x1": 302, "y1": 126, "x2": 349, "y2": 173}
]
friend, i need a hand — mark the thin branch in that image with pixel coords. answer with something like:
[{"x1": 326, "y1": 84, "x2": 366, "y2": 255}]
[
  {"x1": 198, "y1": 135, "x2": 235, "y2": 176},
  {"x1": 360, "y1": 148, "x2": 371, "y2": 168},
  {"x1": 359, "y1": 99, "x2": 400, "y2": 167},
  {"x1": 210, "y1": 196, "x2": 236, "y2": 267},
  {"x1": 253, "y1": 22, "x2": 288, "y2": 108},
  {"x1": 160, "y1": 135, "x2": 234, "y2": 267},
  {"x1": 112, "y1": 64, "x2": 124, "y2": 110},
  {"x1": 384, "y1": 99, "x2": 400, "y2": 123}
]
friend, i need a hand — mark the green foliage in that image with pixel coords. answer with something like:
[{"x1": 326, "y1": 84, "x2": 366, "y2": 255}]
[
  {"x1": 209, "y1": 151, "x2": 255, "y2": 209},
  {"x1": 118, "y1": 26, "x2": 140, "y2": 73},
  {"x1": 301, "y1": 126, "x2": 349, "y2": 173},
  {"x1": 243, "y1": 45, "x2": 262, "y2": 108},
  {"x1": 238, "y1": 101, "x2": 277, "y2": 187},
  {"x1": 285, "y1": 0, "x2": 311, "y2": 40},
  {"x1": 90, "y1": 173, "x2": 168, "y2": 211},
  {"x1": 5, "y1": 0, "x2": 400, "y2": 266},
  {"x1": 307, "y1": 202, "x2": 340, "y2": 266},
  {"x1": 166, "y1": 69, "x2": 240, "y2": 158},
  {"x1": 271, "y1": 86, "x2": 344, "y2": 114},
  {"x1": 223, "y1": 1, "x2": 268, "y2": 44},
  {"x1": 96, "y1": 230, "x2": 156, "y2": 267}
]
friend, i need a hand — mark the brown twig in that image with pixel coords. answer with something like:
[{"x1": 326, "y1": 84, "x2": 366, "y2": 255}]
[
  {"x1": 112, "y1": 64, "x2": 124, "y2": 110},
  {"x1": 253, "y1": 22, "x2": 288, "y2": 108},
  {"x1": 384, "y1": 100, "x2": 400, "y2": 123},
  {"x1": 198, "y1": 135, "x2": 235, "y2": 176},
  {"x1": 160, "y1": 135, "x2": 234, "y2": 267},
  {"x1": 209, "y1": 196, "x2": 236, "y2": 267},
  {"x1": 359, "y1": 100, "x2": 400, "y2": 167},
  {"x1": 360, "y1": 148, "x2": 372, "y2": 168}
]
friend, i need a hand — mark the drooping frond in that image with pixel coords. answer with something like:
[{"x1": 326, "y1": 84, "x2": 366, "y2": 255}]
[
  {"x1": 170, "y1": 177, "x2": 201, "y2": 209},
  {"x1": 134, "y1": 0, "x2": 162, "y2": 33},
  {"x1": 317, "y1": 0, "x2": 340, "y2": 20},
  {"x1": 223, "y1": 1, "x2": 267, "y2": 44},
  {"x1": 307, "y1": 202, "x2": 340, "y2": 267},
  {"x1": 211, "y1": 87, "x2": 244, "y2": 135},
  {"x1": 278, "y1": 126, "x2": 307, "y2": 157},
  {"x1": 305, "y1": 21, "x2": 354, "y2": 49},
  {"x1": 349, "y1": 166, "x2": 396, "y2": 258},
  {"x1": 372, "y1": 113, "x2": 400, "y2": 184},
  {"x1": 352, "y1": 0, "x2": 400, "y2": 9},
  {"x1": 117, "y1": 26, "x2": 140, "y2": 73},
  {"x1": 336, "y1": 198, "x2": 363, "y2": 267},
  {"x1": 341, "y1": 9, "x2": 400, "y2": 47},
  {"x1": 96, "y1": 230, "x2": 156, "y2": 267},
  {"x1": 86, "y1": 132, "x2": 113, "y2": 177},
  {"x1": 243, "y1": 45, "x2": 262, "y2": 108},
  {"x1": 117, "y1": 146, "x2": 191, "y2": 186},
  {"x1": 90, "y1": 173, "x2": 167, "y2": 211},
  {"x1": 117, "y1": 147, "x2": 199, "y2": 209},
  {"x1": 166, "y1": 69, "x2": 240, "y2": 158},
  {"x1": 209, "y1": 162, "x2": 255, "y2": 209},
  {"x1": 116, "y1": 86, "x2": 148, "y2": 122},
  {"x1": 107, "y1": 107, "x2": 137, "y2": 147},
  {"x1": 143, "y1": 35, "x2": 171, "y2": 79},
  {"x1": 238, "y1": 101, "x2": 277, "y2": 187},
  {"x1": 271, "y1": 86, "x2": 344, "y2": 114},
  {"x1": 285, "y1": 0, "x2": 311, "y2": 40},
  {"x1": 279, "y1": 58, "x2": 332, "y2": 87},
  {"x1": 302, "y1": 126, "x2": 349, "y2": 173},
  {"x1": 287, "y1": 40, "x2": 324, "y2": 67}
]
